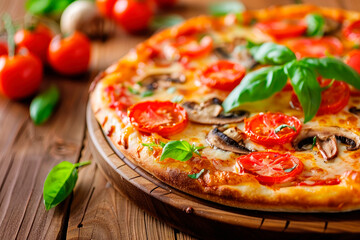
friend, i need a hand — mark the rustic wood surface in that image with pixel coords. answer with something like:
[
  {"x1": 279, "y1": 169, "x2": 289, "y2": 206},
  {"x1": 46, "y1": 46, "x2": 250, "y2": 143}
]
[{"x1": 0, "y1": 0, "x2": 359, "y2": 239}]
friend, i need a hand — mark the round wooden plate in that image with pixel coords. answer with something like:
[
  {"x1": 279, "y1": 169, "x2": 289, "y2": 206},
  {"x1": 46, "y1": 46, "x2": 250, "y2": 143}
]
[{"x1": 87, "y1": 103, "x2": 360, "y2": 239}]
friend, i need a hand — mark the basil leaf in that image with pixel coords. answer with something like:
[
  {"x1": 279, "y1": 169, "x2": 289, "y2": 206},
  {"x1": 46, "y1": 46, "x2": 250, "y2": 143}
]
[
  {"x1": 223, "y1": 66, "x2": 287, "y2": 112},
  {"x1": 26, "y1": 0, "x2": 74, "y2": 15},
  {"x1": 160, "y1": 140, "x2": 203, "y2": 162},
  {"x1": 209, "y1": 1, "x2": 245, "y2": 17},
  {"x1": 301, "y1": 57, "x2": 360, "y2": 90},
  {"x1": 142, "y1": 142, "x2": 160, "y2": 151},
  {"x1": 284, "y1": 61, "x2": 321, "y2": 123},
  {"x1": 141, "y1": 90, "x2": 154, "y2": 98},
  {"x1": 171, "y1": 95, "x2": 184, "y2": 103},
  {"x1": 306, "y1": 14, "x2": 325, "y2": 37},
  {"x1": 248, "y1": 42, "x2": 296, "y2": 65},
  {"x1": 284, "y1": 164, "x2": 298, "y2": 173},
  {"x1": 43, "y1": 161, "x2": 91, "y2": 210},
  {"x1": 128, "y1": 87, "x2": 140, "y2": 95},
  {"x1": 274, "y1": 124, "x2": 296, "y2": 134},
  {"x1": 311, "y1": 136, "x2": 317, "y2": 150},
  {"x1": 188, "y1": 169, "x2": 205, "y2": 179},
  {"x1": 150, "y1": 15, "x2": 184, "y2": 31}
]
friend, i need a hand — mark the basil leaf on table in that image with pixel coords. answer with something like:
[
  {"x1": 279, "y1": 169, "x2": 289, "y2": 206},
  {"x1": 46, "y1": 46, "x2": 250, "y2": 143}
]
[
  {"x1": 284, "y1": 61, "x2": 321, "y2": 123},
  {"x1": 247, "y1": 42, "x2": 296, "y2": 65},
  {"x1": 26, "y1": 0, "x2": 75, "y2": 15},
  {"x1": 301, "y1": 57, "x2": 360, "y2": 90},
  {"x1": 306, "y1": 14, "x2": 325, "y2": 37},
  {"x1": 223, "y1": 66, "x2": 288, "y2": 112},
  {"x1": 43, "y1": 161, "x2": 91, "y2": 210},
  {"x1": 209, "y1": 1, "x2": 245, "y2": 17},
  {"x1": 160, "y1": 140, "x2": 205, "y2": 162}
]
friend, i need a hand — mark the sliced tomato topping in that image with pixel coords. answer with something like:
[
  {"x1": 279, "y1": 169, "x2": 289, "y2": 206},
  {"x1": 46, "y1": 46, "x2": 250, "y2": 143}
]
[
  {"x1": 200, "y1": 60, "x2": 246, "y2": 91},
  {"x1": 287, "y1": 37, "x2": 343, "y2": 58},
  {"x1": 244, "y1": 112, "x2": 302, "y2": 146},
  {"x1": 346, "y1": 49, "x2": 360, "y2": 74},
  {"x1": 128, "y1": 101, "x2": 188, "y2": 136},
  {"x1": 343, "y1": 20, "x2": 360, "y2": 42},
  {"x1": 255, "y1": 19, "x2": 307, "y2": 39},
  {"x1": 105, "y1": 85, "x2": 133, "y2": 111},
  {"x1": 237, "y1": 152, "x2": 303, "y2": 185},
  {"x1": 172, "y1": 35, "x2": 213, "y2": 58},
  {"x1": 291, "y1": 79, "x2": 350, "y2": 115}
]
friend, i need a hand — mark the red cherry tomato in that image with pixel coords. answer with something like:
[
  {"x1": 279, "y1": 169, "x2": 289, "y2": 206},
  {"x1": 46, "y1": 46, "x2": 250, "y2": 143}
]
[
  {"x1": 113, "y1": 0, "x2": 153, "y2": 33},
  {"x1": 96, "y1": 0, "x2": 117, "y2": 18},
  {"x1": 346, "y1": 49, "x2": 360, "y2": 74},
  {"x1": 0, "y1": 42, "x2": 8, "y2": 56},
  {"x1": 291, "y1": 80, "x2": 350, "y2": 115},
  {"x1": 128, "y1": 101, "x2": 188, "y2": 136},
  {"x1": 173, "y1": 35, "x2": 213, "y2": 58},
  {"x1": 200, "y1": 60, "x2": 245, "y2": 91},
  {"x1": 237, "y1": 152, "x2": 303, "y2": 185},
  {"x1": 287, "y1": 37, "x2": 343, "y2": 58},
  {"x1": 0, "y1": 54, "x2": 42, "y2": 99},
  {"x1": 255, "y1": 19, "x2": 307, "y2": 39},
  {"x1": 14, "y1": 24, "x2": 53, "y2": 63},
  {"x1": 48, "y1": 32, "x2": 91, "y2": 75},
  {"x1": 244, "y1": 112, "x2": 302, "y2": 147},
  {"x1": 154, "y1": 0, "x2": 177, "y2": 8},
  {"x1": 343, "y1": 20, "x2": 360, "y2": 42}
]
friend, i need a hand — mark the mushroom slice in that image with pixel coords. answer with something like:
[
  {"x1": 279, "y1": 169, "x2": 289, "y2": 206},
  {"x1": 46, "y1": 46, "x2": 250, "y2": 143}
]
[
  {"x1": 293, "y1": 126, "x2": 360, "y2": 160},
  {"x1": 141, "y1": 72, "x2": 186, "y2": 90},
  {"x1": 182, "y1": 98, "x2": 249, "y2": 125},
  {"x1": 323, "y1": 17, "x2": 342, "y2": 35},
  {"x1": 206, "y1": 127, "x2": 251, "y2": 154},
  {"x1": 349, "y1": 107, "x2": 360, "y2": 116}
]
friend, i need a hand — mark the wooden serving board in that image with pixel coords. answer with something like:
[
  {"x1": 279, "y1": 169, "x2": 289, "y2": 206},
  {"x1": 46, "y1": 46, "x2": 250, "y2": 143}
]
[{"x1": 87, "y1": 103, "x2": 360, "y2": 239}]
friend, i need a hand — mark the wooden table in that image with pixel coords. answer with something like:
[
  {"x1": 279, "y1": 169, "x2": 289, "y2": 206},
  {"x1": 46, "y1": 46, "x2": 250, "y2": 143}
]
[{"x1": 0, "y1": 0, "x2": 359, "y2": 239}]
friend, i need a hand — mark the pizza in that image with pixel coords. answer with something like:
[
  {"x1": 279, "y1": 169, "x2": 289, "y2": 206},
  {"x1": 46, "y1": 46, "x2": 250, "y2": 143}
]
[{"x1": 90, "y1": 4, "x2": 360, "y2": 212}]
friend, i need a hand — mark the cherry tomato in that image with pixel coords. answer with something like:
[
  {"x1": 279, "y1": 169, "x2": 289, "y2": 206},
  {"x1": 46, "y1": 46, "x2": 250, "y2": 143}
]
[
  {"x1": 48, "y1": 32, "x2": 91, "y2": 75},
  {"x1": 128, "y1": 101, "x2": 188, "y2": 136},
  {"x1": 287, "y1": 37, "x2": 343, "y2": 58},
  {"x1": 237, "y1": 152, "x2": 303, "y2": 185},
  {"x1": 200, "y1": 60, "x2": 245, "y2": 91},
  {"x1": 154, "y1": 0, "x2": 177, "y2": 8},
  {"x1": 0, "y1": 42, "x2": 8, "y2": 56},
  {"x1": 173, "y1": 35, "x2": 213, "y2": 58},
  {"x1": 343, "y1": 20, "x2": 360, "y2": 42},
  {"x1": 113, "y1": 0, "x2": 153, "y2": 33},
  {"x1": 346, "y1": 49, "x2": 360, "y2": 74},
  {"x1": 96, "y1": 0, "x2": 117, "y2": 18},
  {"x1": 291, "y1": 80, "x2": 350, "y2": 115},
  {"x1": 244, "y1": 112, "x2": 302, "y2": 146},
  {"x1": 14, "y1": 24, "x2": 53, "y2": 63},
  {"x1": 255, "y1": 19, "x2": 307, "y2": 39},
  {"x1": 0, "y1": 54, "x2": 42, "y2": 99}
]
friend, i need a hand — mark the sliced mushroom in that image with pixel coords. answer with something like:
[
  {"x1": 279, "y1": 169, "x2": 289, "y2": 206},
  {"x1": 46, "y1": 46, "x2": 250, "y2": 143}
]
[
  {"x1": 293, "y1": 126, "x2": 360, "y2": 161},
  {"x1": 349, "y1": 107, "x2": 360, "y2": 116},
  {"x1": 323, "y1": 17, "x2": 342, "y2": 35},
  {"x1": 206, "y1": 127, "x2": 251, "y2": 154},
  {"x1": 182, "y1": 98, "x2": 249, "y2": 125},
  {"x1": 141, "y1": 72, "x2": 186, "y2": 90},
  {"x1": 213, "y1": 37, "x2": 257, "y2": 69}
]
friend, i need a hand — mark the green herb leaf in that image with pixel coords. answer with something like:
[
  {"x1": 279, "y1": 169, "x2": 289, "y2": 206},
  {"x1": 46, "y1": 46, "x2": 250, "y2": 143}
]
[
  {"x1": 142, "y1": 143, "x2": 159, "y2": 151},
  {"x1": 223, "y1": 66, "x2": 287, "y2": 112},
  {"x1": 320, "y1": 79, "x2": 335, "y2": 91},
  {"x1": 128, "y1": 87, "x2": 140, "y2": 95},
  {"x1": 171, "y1": 95, "x2": 184, "y2": 103},
  {"x1": 30, "y1": 85, "x2": 60, "y2": 125},
  {"x1": 141, "y1": 90, "x2": 154, "y2": 98},
  {"x1": 283, "y1": 164, "x2": 298, "y2": 173},
  {"x1": 160, "y1": 140, "x2": 204, "y2": 162},
  {"x1": 43, "y1": 161, "x2": 91, "y2": 210},
  {"x1": 274, "y1": 124, "x2": 297, "y2": 134},
  {"x1": 284, "y1": 60, "x2": 321, "y2": 123},
  {"x1": 301, "y1": 57, "x2": 360, "y2": 90},
  {"x1": 353, "y1": 44, "x2": 360, "y2": 49},
  {"x1": 306, "y1": 14, "x2": 325, "y2": 37},
  {"x1": 150, "y1": 15, "x2": 184, "y2": 31},
  {"x1": 26, "y1": 0, "x2": 75, "y2": 15},
  {"x1": 248, "y1": 42, "x2": 296, "y2": 65},
  {"x1": 311, "y1": 136, "x2": 317, "y2": 150},
  {"x1": 188, "y1": 169, "x2": 205, "y2": 179},
  {"x1": 209, "y1": 1, "x2": 245, "y2": 17},
  {"x1": 167, "y1": 87, "x2": 177, "y2": 94}
]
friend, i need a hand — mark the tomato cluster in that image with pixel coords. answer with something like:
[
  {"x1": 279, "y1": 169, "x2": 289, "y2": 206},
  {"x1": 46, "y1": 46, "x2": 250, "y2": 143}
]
[{"x1": 96, "y1": 0, "x2": 177, "y2": 33}]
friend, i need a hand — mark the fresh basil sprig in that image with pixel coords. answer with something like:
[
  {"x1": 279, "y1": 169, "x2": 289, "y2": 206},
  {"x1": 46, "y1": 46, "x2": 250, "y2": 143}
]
[
  {"x1": 43, "y1": 161, "x2": 91, "y2": 210},
  {"x1": 283, "y1": 164, "x2": 298, "y2": 173},
  {"x1": 188, "y1": 169, "x2": 205, "y2": 179},
  {"x1": 274, "y1": 124, "x2": 297, "y2": 134},
  {"x1": 160, "y1": 140, "x2": 205, "y2": 162},
  {"x1": 247, "y1": 42, "x2": 296, "y2": 65},
  {"x1": 284, "y1": 60, "x2": 321, "y2": 123},
  {"x1": 222, "y1": 66, "x2": 287, "y2": 112},
  {"x1": 306, "y1": 14, "x2": 325, "y2": 37},
  {"x1": 26, "y1": 0, "x2": 75, "y2": 15},
  {"x1": 209, "y1": 1, "x2": 245, "y2": 17}
]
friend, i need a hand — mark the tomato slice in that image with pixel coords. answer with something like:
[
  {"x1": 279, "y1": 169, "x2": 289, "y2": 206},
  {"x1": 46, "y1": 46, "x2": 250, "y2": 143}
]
[
  {"x1": 237, "y1": 152, "x2": 303, "y2": 185},
  {"x1": 287, "y1": 37, "x2": 343, "y2": 58},
  {"x1": 255, "y1": 19, "x2": 307, "y2": 39},
  {"x1": 291, "y1": 79, "x2": 350, "y2": 115},
  {"x1": 200, "y1": 60, "x2": 246, "y2": 91},
  {"x1": 128, "y1": 101, "x2": 188, "y2": 136},
  {"x1": 173, "y1": 35, "x2": 213, "y2": 58},
  {"x1": 244, "y1": 112, "x2": 302, "y2": 146},
  {"x1": 105, "y1": 85, "x2": 133, "y2": 119},
  {"x1": 343, "y1": 20, "x2": 360, "y2": 41},
  {"x1": 346, "y1": 49, "x2": 360, "y2": 74}
]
